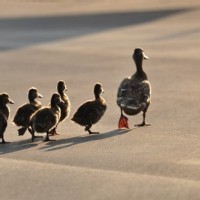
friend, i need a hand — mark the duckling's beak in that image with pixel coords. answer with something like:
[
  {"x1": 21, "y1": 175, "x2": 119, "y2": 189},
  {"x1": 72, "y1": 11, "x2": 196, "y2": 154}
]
[
  {"x1": 143, "y1": 52, "x2": 149, "y2": 60},
  {"x1": 38, "y1": 93, "x2": 43, "y2": 98},
  {"x1": 9, "y1": 99, "x2": 14, "y2": 104}
]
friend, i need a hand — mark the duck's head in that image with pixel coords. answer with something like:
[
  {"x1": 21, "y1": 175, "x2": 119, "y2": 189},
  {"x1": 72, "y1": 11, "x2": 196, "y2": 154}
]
[
  {"x1": 94, "y1": 83, "x2": 104, "y2": 99},
  {"x1": 29, "y1": 87, "x2": 43, "y2": 100},
  {"x1": 51, "y1": 93, "x2": 62, "y2": 107},
  {"x1": 0, "y1": 93, "x2": 14, "y2": 105},
  {"x1": 132, "y1": 48, "x2": 149, "y2": 62},
  {"x1": 57, "y1": 80, "x2": 67, "y2": 94}
]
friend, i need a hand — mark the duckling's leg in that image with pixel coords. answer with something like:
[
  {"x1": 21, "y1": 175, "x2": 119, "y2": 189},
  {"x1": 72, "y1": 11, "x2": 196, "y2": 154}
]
[
  {"x1": 28, "y1": 127, "x2": 39, "y2": 142},
  {"x1": 2, "y1": 137, "x2": 10, "y2": 144},
  {"x1": 118, "y1": 108, "x2": 129, "y2": 129},
  {"x1": 85, "y1": 124, "x2": 99, "y2": 134},
  {"x1": 135, "y1": 111, "x2": 151, "y2": 126},
  {"x1": 28, "y1": 127, "x2": 43, "y2": 139},
  {"x1": 44, "y1": 132, "x2": 56, "y2": 142},
  {"x1": 48, "y1": 127, "x2": 59, "y2": 136},
  {"x1": 44, "y1": 133, "x2": 50, "y2": 142},
  {"x1": 30, "y1": 130, "x2": 35, "y2": 142}
]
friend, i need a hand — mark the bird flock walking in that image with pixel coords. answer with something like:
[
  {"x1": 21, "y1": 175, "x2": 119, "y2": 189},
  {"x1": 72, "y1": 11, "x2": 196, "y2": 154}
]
[{"x1": 0, "y1": 48, "x2": 151, "y2": 144}]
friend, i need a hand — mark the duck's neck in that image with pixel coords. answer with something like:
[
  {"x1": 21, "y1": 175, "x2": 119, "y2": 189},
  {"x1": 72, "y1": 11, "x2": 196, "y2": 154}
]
[
  {"x1": 51, "y1": 100, "x2": 59, "y2": 110},
  {"x1": 58, "y1": 88, "x2": 64, "y2": 96},
  {"x1": 95, "y1": 93, "x2": 100, "y2": 100},
  {"x1": 134, "y1": 59, "x2": 147, "y2": 80},
  {"x1": 29, "y1": 95, "x2": 36, "y2": 104},
  {"x1": 59, "y1": 91, "x2": 68, "y2": 103},
  {"x1": 58, "y1": 90, "x2": 64, "y2": 98},
  {"x1": 0, "y1": 105, "x2": 9, "y2": 119},
  {"x1": 135, "y1": 58, "x2": 144, "y2": 73}
]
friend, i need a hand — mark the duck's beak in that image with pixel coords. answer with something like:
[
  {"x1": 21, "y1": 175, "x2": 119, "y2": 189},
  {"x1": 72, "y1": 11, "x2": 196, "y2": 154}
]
[
  {"x1": 38, "y1": 93, "x2": 43, "y2": 98},
  {"x1": 143, "y1": 52, "x2": 149, "y2": 60},
  {"x1": 9, "y1": 99, "x2": 14, "y2": 104}
]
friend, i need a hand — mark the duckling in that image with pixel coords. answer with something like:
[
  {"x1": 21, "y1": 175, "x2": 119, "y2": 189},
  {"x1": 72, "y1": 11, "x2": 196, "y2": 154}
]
[
  {"x1": 49, "y1": 80, "x2": 70, "y2": 135},
  {"x1": 117, "y1": 48, "x2": 151, "y2": 128},
  {"x1": 31, "y1": 93, "x2": 62, "y2": 142},
  {"x1": 13, "y1": 87, "x2": 43, "y2": 136},
  {"x1": 0, "y1": 93, "x2": 14, "y2": 144},
  {"x1": 71, "y1": 83, "x2": 107, "y2": 134}
]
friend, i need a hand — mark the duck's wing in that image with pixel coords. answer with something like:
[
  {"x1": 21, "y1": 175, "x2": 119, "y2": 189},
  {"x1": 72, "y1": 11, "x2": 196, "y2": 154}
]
[
  {"x1": 86, "y1": 100, "x2": 106, "y2": 124},
  {"x1": 117, "y1": 77, "x2": 151, "y2": 114},
  {"x1": 32, "y1": 108, "x2": 59, "y2": 132},
  {"x1": 134, "y1": 80, "x2": 151, "y2": 103},
  {"x1": 117, "y1": 77, "x2": 131, "y2": 105},
  {"x1": 72, "y1": 100, "x2": 104, "y2": 125},
  {"x1": 13, "y1": 104, "x2": 37, "y2": 126},
  {"x1": 71, "y1": 101, "x2": 92, "y2": 124}
]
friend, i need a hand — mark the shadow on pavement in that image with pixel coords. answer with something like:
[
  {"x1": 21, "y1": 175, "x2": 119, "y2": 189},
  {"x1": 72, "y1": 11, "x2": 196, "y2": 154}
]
[
  {"x1": 0, "y1": 138, "x2": 38, "y2": 154},
  {"x1": 0, "y1": 129, "x2": 134, "y2": 153},
  {"x1": 0, "y1": 7, "x2": 193, "y2": 51},
  {"x1": 40, "y1": 128, "x2": 134, "y2": 151}
]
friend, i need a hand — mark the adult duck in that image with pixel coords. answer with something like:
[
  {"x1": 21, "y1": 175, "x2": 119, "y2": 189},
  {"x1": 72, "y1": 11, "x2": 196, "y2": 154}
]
[
  {"x1": 71, "y1": 83, "x2": 107, "y2": 134},
  {"x1": 31, "y1": 93, "x2": 62, "y2": 142},
  {"x1": 13, "y1": 87, "x2": 43, "y2": 136},
  {"x1": 117, "y1": 48, "x2": 151, "y2": 128},
  {"x1": 0, "y1": 93, "x2": 14, "y2": 144},
  {"x1": 50, "y1": 80, "x2": 70, "y2": 135}
]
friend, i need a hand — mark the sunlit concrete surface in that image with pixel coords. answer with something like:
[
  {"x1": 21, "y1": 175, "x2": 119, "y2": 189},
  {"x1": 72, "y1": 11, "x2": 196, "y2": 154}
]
[{"x1": 0, "y1": 0, "x2": 200, "y2": 199}]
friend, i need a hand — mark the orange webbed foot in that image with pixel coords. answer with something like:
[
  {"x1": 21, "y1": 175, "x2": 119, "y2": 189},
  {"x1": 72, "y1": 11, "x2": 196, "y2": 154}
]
[{"x1": 118, "y1": 114, "x2": 129, "y2": 129}]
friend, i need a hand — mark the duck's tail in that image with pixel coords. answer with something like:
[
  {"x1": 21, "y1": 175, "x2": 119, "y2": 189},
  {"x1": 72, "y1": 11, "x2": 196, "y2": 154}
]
[
  {"x1": 18, "y1": 127, "x2": 27, "y2": 136},
  {"x1": 71, "y1": 116, "x2": 82, "y2": 124}
]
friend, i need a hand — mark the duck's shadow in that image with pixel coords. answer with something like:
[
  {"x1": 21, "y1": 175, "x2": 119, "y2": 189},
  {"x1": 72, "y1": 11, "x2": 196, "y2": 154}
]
[
  {"x1": 40, "y1": 128, "x2": 134, "y2": 151},
  {"x1": 0, "y1": 128, "x2": 135, "y2": 154},
  {"x1": 0, "y1": 138, "x2": 38, "y2": 154}
]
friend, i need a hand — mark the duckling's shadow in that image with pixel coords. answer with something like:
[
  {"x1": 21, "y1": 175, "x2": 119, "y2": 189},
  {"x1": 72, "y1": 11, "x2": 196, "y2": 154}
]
[
  {"x1": 0, "y1": 138, "x2": 38, "y2": 154},
  {"x1": 40, "y1": 128, "x2": 135, "y2": 151}
]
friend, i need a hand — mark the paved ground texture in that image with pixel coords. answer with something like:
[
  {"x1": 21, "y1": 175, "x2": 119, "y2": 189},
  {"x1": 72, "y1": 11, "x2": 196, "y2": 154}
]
[{"x1": 0, "y1": 0, "x2": 200, "y2": 199}]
